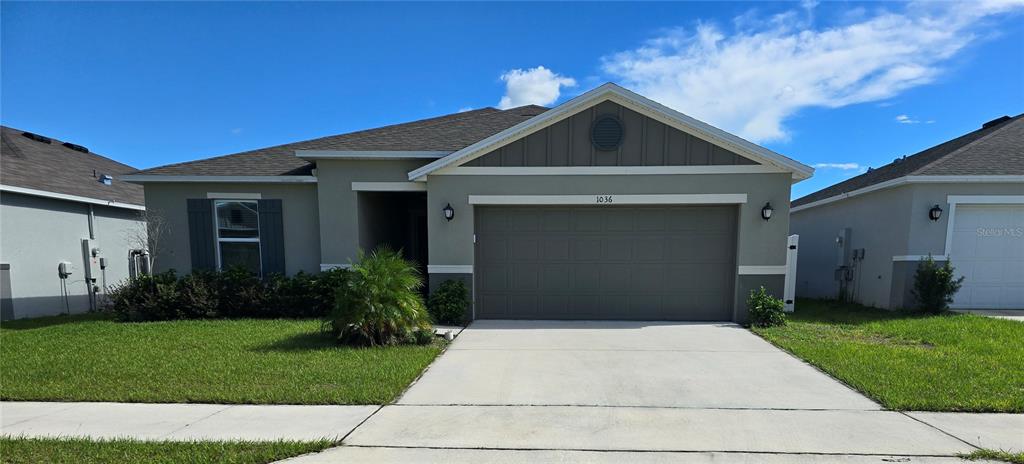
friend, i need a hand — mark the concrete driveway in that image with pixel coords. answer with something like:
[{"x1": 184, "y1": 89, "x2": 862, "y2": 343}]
[{"x1": 288, "y1": 320, "x2": 984, "y2": 462}]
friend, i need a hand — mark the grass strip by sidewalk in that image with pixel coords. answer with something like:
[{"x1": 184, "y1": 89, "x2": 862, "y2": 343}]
[
  {"x1": 1, "y1": 314, "x2": 444, "y2": 404},
  {"x1": 0, "y1": 437, "x2": 333, "y2": 464},
  {"x1": 753, "y1": 299, "x2": 1024, "y2": 412},
  {"x1": 961, "y1": 449, "x2": 1024, "y2": 464}
]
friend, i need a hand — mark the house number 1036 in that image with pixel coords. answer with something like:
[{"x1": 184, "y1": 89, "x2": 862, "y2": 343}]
[{"x1": 596, "y1": 195, "x2": 614, "y2": 204}]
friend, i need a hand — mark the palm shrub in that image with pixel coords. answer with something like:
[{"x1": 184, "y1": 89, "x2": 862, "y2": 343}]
[
  {"x1": 748, "y1": 286, "x2": 786, "y2": 327},
  {"x1": 325, "y1": 247, "x2": 433, "y2": 346},
  {"x1": 427, "y1": 279, "x2": 470, "y2": 325},
  {"x1": 911, "y1": 255, "x2": 964, "y2": 313}
]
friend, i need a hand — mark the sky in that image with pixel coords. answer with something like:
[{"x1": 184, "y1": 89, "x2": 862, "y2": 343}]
[{"x1": 2, "y1": 1, "x2": 1022, "y2": 199}]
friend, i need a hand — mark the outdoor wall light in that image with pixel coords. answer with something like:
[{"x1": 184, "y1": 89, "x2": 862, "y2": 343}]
[
  {"x1": 443, "y1": 203, "x2": 455, "y2": 222},
  {"x1": 761, "y1": 202, "x2": 774, "y2": 221},
  {"x1": 929, "y1": 204, "x2": 943, "y2": 221}
]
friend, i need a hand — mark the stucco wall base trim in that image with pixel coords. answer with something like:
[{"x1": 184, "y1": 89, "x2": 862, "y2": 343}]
[
  {"x1": 427, "y1": 265, "x2": 473, "y2": 274},
  {"x1": 737, "y1": 265, "x2": 787, "y2": 275},
  {"x1": 320, "y1": 263, "x2": 353, "y2": 271},
  {"x1": 892, "y1": 255, "x2": 948, "y2": 261}
]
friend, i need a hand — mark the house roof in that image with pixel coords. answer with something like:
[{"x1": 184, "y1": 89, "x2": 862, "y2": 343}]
[
  {"x1": 792, "y1": 114, "x2": 1024, "y2": 208},
  {"x1": 410, "y1": 83, "x2": 815, "y2": 181},
  {"x1": 130, "y1": 105, "x2": 549, "y2": 177},
  {"x1": 1, "y1": 125, "x2": 144, "y2": 207}
]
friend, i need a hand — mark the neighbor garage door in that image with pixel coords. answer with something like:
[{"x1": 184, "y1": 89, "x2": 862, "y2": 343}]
[
  {"x1": 948, "y1": 204, "x2": 1024, "y2": 309},
  {"x1": 474, "y1": 205, "x2": 737, "y2": 320}
]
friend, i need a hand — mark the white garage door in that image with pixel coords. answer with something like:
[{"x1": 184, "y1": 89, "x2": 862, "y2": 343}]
[{"x1": 948, "y1": 204, "x2": 1024, "y2": 309}]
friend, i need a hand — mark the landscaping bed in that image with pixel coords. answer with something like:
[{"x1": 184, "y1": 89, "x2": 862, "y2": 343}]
[
  {"x1": 0, "y1": 437, "x2": 332, "y2": 464},
  {"x1": 753, "y1": 299, "x2": 1024, "y2": 412},
  {"x1": 0, "y1": 314, "x2": 443, "y2": 404}
]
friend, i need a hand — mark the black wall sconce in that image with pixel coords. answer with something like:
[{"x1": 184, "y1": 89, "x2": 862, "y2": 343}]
[
  {"x1": 761, "y1": 202, "x2": 774, "y2": 221},
  {"x1": 443, "y1": 203, "x2": 455, "y2": 222},
  {"x1": 929, "y1": 204, "x2": 943, "y2": 221}
]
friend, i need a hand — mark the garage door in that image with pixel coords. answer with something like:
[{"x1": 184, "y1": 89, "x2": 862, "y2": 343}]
[
  {"x1": 948, "y1": 204, "x2": 1024, "y2": 309},
  {"x1": 474, "y1": 205, "x2": 737, "y2": 320}
]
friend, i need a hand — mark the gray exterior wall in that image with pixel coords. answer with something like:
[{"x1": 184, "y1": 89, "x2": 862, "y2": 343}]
[
  {"x1": 790, "y1": 181, "x2": 1023, "y2": 309},
  {"x1": 426, "y1": 172, "x2": 793, "y2": 322},
  {"x1": 143, "y1": 183, "x2": 320, "y2": 275},
  {"x1": 467, "y1": 101, "x2": 756, "y2": 167},
  {"x1": 0, "y1": 192, "x2": 144, "y2": 320},
  {"x1": 314, "y1": 159, "x2": 431, "y2": 266}
]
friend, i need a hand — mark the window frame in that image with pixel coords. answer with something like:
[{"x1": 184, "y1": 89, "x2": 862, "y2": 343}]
[{"x1": 212, "y1": 199, "x2": 262, "y2": 275}]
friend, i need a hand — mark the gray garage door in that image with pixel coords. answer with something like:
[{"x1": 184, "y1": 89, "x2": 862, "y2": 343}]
[{"x1": 474, "y1": 205, "x2": 737, "y2": 320}]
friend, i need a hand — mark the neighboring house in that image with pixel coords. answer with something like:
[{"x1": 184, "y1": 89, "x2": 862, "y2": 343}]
[
  {"x1": 791, "y1": 115, "x2": 1023, "y2": 310},
  {"x1": 1, "y1": 126, "x2": 147, "y2": 320},
  {"x1": 124, "y1": 83, "x2": 813, "y2": 322}
]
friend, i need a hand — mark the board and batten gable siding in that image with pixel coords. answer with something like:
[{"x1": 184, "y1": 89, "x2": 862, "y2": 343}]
[
  {"x1": 465, "y1": 101, "x2": 757, "y2": 168},
  {"x1": 144, "y1": 183, "x2": 319, "y2": 276}
]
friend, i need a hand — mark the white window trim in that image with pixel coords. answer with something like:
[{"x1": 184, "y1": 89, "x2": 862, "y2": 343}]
[
  {"x1": 427, "y1": 265, "x2": 473, "y2": 274},
  {"x1": 432, "y1": 165, "x2": 787, "y2": 177},
  {"x1": 467, "y1": 193, "x2": 748, "y2": 205},
  {"x1": 943, "y1": 195, "x2": 1024, "y2": 256},
  {"x1": 207, "y1": 192, "x2": 262, "y2": 199},
  {"x1": 737, "y1": 265, "x2": 787, "y2": 275},
  {"x1": 213, "y1": 200, "x2": 262, "y2": 274},
  {"x1": 350, "y1": 182, "x2": 427, "y2": 192}
]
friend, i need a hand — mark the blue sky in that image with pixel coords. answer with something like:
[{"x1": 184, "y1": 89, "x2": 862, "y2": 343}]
[{"x1": 2, "y1": 1, "x2": 1022, "y2": 198}]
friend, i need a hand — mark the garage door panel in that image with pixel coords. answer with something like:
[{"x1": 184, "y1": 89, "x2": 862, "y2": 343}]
[
  {"x1": 476, "y1": 205, "x2": 736, "y2": 320},
  {"x1": 949, "y1": 204, "x2": 1024, "y2": 309}
]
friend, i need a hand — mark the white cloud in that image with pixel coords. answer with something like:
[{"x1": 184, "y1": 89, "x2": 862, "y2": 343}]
[
  {"x1": 602, "y1": 2, "x2": 1023, "y2": 142},
  {"x1": 814, "y1": 162, "x2": 862, "y2": 170},
  {"x1": 230, "y1": 128, "x2": 243, "y2": 135},
  {"x1": 895, "y1": 114, "x2": 919, "y2": 124},
  {"x1": 457, "y1": 107, "x2": 475, "y2": 113},
  {"x1": 498, "y1": 66, "x2": 576, "y2": 109}
]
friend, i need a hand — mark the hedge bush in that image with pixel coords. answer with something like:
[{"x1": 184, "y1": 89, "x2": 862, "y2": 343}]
[
  {"x1": 103, "y1": 268, "x2": 351, "y2": 322},
  {"x1": 912, "y1": 255, "x2": 964, "y2": 313},
  {"x1": 427, "y1": 279, "x2": 469, "y2": 325},
  {"x1": 747, "y1": 286, "x2": 786, "y2": 328},
  {"x1": 324, "y1": 248, "x2": 433, "y2": 346}
]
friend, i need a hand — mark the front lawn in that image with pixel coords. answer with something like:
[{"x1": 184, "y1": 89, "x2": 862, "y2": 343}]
[
  {"x1": 0, "y1": 314, "x2": 443, "y2": 404},
  {"x1": 753, "y1": 299, "x2": 1024, "y2": 412},
  {"x1": 0, "y1": 437, "x2": 332, "y2": 464}
]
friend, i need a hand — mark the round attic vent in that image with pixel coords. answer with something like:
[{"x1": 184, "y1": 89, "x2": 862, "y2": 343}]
[{"x1": 591, "y1": 115, "x2": 623, "y2": 151}]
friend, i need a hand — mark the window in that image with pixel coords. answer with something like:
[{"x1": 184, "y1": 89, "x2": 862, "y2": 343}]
[{"x1": 214, "y1": 200, "x2": 261, "y2": 274}]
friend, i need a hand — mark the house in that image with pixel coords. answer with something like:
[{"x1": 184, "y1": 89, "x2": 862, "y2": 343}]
[
  {"x1": 0, "y1": 126, "x2": 147, "y2": 320},
  {"x1": 124, "y1": 83, "x2": 814, "y2": 322},
  {"x1": 791, "y1": 115, "x2": 1023, "y2": 310}
]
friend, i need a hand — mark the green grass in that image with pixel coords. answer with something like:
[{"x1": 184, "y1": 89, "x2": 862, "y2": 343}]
[
  {"x1": 0, "y1": 314, "x2": 444, "y2": 404},
  {"x1": 0, "y1": 437, "x2": 333, "y2": 464},
  {"x1": 961, "y1": 449, "x2": 1024, "y2": 464},
  {"x1": 752, "y1": 299, "x2": 1024, "y2": 412}
]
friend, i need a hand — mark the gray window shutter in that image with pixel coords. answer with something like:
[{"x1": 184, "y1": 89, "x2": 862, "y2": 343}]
[
  {"x1": 186, "y1": 199, "x2": 216, "y2": 271},
  {"x1": 258, "y1": 199, "x2": 286, "y2": 276}
]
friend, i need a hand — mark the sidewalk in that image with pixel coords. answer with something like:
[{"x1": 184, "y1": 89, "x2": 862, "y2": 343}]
[{"x1": 1, "y1": 401, "x2": 377, "y2": 441}]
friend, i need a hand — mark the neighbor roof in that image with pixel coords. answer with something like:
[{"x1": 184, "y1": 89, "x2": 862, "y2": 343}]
[
  {"x1": 1, "y1": 126, "x2": 144, "y2": 207},
  {"x1": 131, "y1": 105, "x2": 549, "y2": 177},
  {"x1": 792, "y1": 114, "x2": 1024, "y2": 207}
]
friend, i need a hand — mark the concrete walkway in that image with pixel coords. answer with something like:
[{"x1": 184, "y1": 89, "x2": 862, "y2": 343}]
[
  {"x1": 953, "y1": 309, "x2": 1024, "y2": 322},
  {"x1": 1, "y1": 402, "x2": 376, "y2": 441}
]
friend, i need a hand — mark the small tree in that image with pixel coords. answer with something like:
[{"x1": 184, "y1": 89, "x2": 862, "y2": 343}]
[
  {"x1": 126, "y1": 208, "x2": 168, "y2": 271},
  {"x1": 911, "y1": 255, "x2": 964, "y2": 313},
  {"x1": 748, "y1": 286, "x2": 786, "y2": 328}
]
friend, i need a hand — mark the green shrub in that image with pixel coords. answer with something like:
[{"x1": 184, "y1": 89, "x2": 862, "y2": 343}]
[
  {"x1": 912, "y1": 256, "x2": 965, "y2": 313},
  {"x1": 324, "y1": 247, "x2": 432, "y2": 346},
  {"x1": 427, "y1": 279, "x2": 469, "y2": 325},
  {"x1": 216, "y1": 267, "x2": 269, "y2": 318},
  {"x1": 104, "y1": 271, "x2": 181, "y2": 322},
  {"x1": 266, "y1": 269, "x2": 352, "y2": 318},
  {"x1": 175, "y1": 272, "x2": 219, "y2": 319},
  {"x1": 748, "y1": 286, "x2": 786, "y2": 328}
]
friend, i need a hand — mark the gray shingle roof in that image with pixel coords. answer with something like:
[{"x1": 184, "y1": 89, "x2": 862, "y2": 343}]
[
  {"x1": 793, "y1": 114, "x2": 1024, "y2": 207},
  {"x1": 1, "y1": 126, "x2": 144, "y2": 206},
  {"x1": 133, "y1": 105, "x2": 549, "y2": 176}
]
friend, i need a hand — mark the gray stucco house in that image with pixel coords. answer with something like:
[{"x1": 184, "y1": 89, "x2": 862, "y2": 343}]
[
  {"x1": 791, "y1": 115, "x2": 1023, "y2": 310},
  {"x1": 125, "y1": 83, "x2": 813, "y2": 322},
  {"x1": 1, "y1": 126, "x2": 147, "y2": 320}
]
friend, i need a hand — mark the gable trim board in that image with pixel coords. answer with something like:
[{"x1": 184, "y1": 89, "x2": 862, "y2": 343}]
[
  {"x1": 943, "y1": 195, "x2": 1024, "y2": 257},
  {"x1": 124, "y1": 175, "x2": 318, "y2": 184},
  {"x1": 0, "y1": 184, "x2": 146, "y2": 211},
  {"x1": 207, "y1": 192, "x2": 262, "y2": 199},
  {"x1": 791, "y1": 175, "x2": 1024, "y2": 213},
  {"x1": 408, "y1": 83, "x2": 813, "y2": 182},
  {"x1": 436, "y1": 165, "x2": 787, "y2": 176},
  {"x1": 467, "y1": 194, "x2": 748, "y2": 205},
  {"x1": 297, "y1": 150, "x2": 449, "y2": 160}
]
